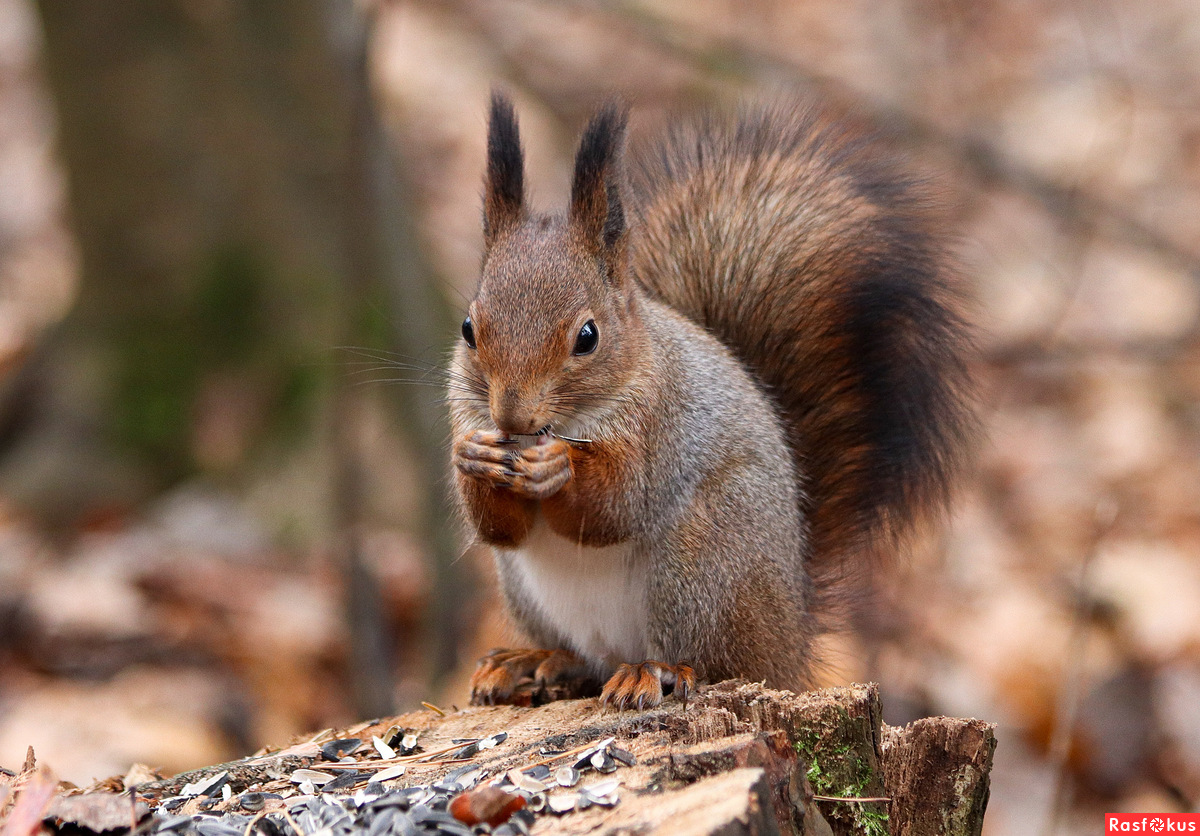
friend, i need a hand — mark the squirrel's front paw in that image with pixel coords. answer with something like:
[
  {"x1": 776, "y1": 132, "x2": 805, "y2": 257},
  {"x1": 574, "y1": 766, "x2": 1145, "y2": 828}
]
[
  {"x1": 600, "y1": 661, "x2": 696, "y2": 711},
  {"x1": 454, "y1": 429, "x2": 519, "y2": 488},
  {"x1": 454, "y1": 431, "x2": 572, "y2": 500},
  {"x1": 506, "y1": 436, "x2": 571, "y2": 500}
]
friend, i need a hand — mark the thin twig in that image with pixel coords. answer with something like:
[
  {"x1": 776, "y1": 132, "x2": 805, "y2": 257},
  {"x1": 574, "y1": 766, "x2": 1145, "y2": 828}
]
[
  {"x1": 281, "y1": 809, "x2": 307, "y2": 836},
  {"x1": 1041, "y1": 499, "x2": 1118, "y2": 836},
  {"x1": 243, "y1": 812, "x2": 267, "y2": 836},
  {"x1": 519, "y1": 740, "x2": 603, "y2": 772}
]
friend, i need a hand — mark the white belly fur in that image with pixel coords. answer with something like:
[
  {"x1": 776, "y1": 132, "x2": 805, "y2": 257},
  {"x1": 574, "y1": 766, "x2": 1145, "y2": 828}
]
[{"x1": 502, "y1": 522, "x2": 649, "y2": 669}]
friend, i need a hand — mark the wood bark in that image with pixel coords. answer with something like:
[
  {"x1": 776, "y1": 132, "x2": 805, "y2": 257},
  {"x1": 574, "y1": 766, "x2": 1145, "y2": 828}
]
[{"x1": 881, "y1": 717, "x2": 997, "y2": 836}]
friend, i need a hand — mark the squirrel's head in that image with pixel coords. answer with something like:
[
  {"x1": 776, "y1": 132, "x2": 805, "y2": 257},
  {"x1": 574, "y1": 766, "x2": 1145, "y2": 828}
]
[{"x1": 456, "y1": 92, "x2": 642, "y2": 438}]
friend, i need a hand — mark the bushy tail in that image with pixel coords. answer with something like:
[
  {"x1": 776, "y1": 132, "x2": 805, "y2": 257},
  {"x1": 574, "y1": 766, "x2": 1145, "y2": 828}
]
[{"x1": 630, "y1": 100, "x2": 976, "y2": 572}]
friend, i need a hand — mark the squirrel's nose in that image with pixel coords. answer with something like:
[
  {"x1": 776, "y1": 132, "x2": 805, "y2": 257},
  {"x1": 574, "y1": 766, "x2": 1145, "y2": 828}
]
[{"x1": 491, "y1": 387, "x2": 542, "y2": 435}]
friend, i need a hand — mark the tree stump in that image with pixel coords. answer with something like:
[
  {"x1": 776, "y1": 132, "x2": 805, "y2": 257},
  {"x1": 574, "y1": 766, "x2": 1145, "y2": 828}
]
[{"x1": 3, "y1": 681, "x2": 996, "y2": 836}]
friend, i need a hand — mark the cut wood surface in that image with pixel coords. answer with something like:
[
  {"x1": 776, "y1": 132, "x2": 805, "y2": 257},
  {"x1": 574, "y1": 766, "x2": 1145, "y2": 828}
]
[{"x1": 3, "y1": 681, "x2": 996, "y2": 836}]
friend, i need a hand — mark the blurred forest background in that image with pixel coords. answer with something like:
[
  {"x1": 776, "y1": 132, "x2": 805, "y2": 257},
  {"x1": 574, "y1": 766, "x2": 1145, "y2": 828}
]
[{"x1": 0, "y1": 1, "x2": 1198, "y2": 834}]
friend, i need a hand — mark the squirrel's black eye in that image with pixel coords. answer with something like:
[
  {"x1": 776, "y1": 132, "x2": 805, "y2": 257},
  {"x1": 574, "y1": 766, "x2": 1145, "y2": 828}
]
[
  {"x1": 573, "y1": 319, "x2": 599, "y2": 355},
  {"x1": 461, "y1": 315, "x2": 476, "y2": 349}
]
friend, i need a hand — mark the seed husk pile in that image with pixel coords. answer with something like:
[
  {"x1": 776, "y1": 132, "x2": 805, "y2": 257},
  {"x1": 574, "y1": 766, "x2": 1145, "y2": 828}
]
[{"x1": 129, "y1": 732, "x2": 633, "y2": 836}]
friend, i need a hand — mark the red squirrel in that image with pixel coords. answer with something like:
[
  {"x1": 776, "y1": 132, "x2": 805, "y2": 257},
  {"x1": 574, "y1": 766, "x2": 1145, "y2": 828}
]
[{"x1": 449, "y1": 93, "x2": 975, "y2": 710}]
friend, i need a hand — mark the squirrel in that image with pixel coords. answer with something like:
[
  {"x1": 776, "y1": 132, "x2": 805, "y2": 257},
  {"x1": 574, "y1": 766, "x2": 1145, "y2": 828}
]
[{"x1": 449, "y1": 92, "x2": 975, "y2": 710}]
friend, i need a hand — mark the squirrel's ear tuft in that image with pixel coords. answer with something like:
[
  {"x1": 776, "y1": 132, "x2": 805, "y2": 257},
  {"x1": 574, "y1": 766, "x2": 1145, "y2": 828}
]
[
  {"x1": 483, "y1": 90, "x2": 525, "y2": 248},
  {"x1": 570, "y1": 101, "x2": 629, "y2": 256}
]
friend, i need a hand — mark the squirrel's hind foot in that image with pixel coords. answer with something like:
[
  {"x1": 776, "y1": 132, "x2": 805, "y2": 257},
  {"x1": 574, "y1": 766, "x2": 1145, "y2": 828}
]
[
  {"x1": 468, "y1": 648, "x2": 598, "y2": 706},
  {"x1": 600, "y1": 661, "x2": 696, "y2": 711}
]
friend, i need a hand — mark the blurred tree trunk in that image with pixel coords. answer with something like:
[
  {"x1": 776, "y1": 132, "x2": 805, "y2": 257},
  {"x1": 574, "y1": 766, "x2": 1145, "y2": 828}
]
[
  {"x1": 9, "y1": 0, "x2": 462, "y2": 714},
  {"x1": 18, "y1": 0, "x2": 355, "y2": 518},
  {"x1": 330, "y1": 3, "x2": 469, "y2": 694}
]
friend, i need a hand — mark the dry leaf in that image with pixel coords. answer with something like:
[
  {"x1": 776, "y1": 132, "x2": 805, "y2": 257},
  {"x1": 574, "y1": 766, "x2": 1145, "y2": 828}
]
[
  {"x1": 44, "y1": 793, "x2": 149, "y2": 833},
  {"x1": 1, "y1": 767, "x2": 57, "y2": 836}
]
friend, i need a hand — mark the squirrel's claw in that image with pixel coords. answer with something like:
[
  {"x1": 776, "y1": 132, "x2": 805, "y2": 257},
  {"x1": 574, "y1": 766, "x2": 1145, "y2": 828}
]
[
  {"x1": 600, "y1": 661, "x2": 696, "y2": 711},
  {"x1": 674, "y1": 663, "x2": 696, "y2": 710}
]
